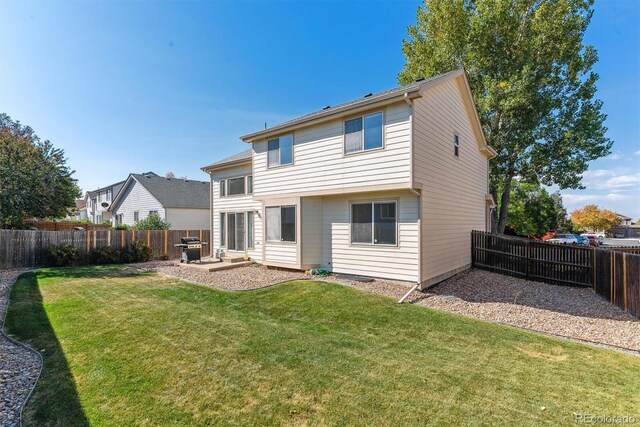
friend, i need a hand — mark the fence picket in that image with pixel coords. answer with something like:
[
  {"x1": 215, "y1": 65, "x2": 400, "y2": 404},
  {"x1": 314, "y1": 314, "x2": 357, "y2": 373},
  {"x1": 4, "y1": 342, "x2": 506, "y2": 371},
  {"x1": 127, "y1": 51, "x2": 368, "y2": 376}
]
[{"x1": 0, "y1": 229, "x2": 210, "y2": 269}]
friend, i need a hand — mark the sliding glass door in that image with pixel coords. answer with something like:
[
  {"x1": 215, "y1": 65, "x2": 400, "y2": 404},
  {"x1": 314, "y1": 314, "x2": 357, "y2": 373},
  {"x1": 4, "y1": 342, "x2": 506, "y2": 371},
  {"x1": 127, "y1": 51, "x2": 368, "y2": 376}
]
[{"x1": 226, "y1": 212, "x2": 245, "y2": 252}]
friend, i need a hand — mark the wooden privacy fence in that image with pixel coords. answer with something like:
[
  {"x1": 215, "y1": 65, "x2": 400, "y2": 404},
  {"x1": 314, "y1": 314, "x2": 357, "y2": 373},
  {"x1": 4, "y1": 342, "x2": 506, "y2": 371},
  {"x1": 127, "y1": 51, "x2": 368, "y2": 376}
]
[
  {"x1": 0, "y1": 229, "x2": 210, "y2": 269},
  {"x1": 471, "y1": 230, "x2": 640, "y2": 318}
]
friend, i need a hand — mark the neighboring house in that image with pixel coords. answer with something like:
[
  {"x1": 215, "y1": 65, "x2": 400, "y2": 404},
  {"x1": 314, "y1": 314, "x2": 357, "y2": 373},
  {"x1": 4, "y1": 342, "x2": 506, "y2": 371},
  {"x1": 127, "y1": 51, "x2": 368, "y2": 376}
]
[
  {"x1": 66, "y1": 199, "x2": 88, "y2": 220},
  {"x1": 109, "y1": 172, "x2": 210, "y2": 230},
  {"x1": 615, "y1": 213, "x2": 633, "y2": 226},
  {"x1": 202, "y1": 69, "x2": 497, "y2": 288},
  {"x1": 84, "y1": 178, "x2": 128, "y2": 224}
]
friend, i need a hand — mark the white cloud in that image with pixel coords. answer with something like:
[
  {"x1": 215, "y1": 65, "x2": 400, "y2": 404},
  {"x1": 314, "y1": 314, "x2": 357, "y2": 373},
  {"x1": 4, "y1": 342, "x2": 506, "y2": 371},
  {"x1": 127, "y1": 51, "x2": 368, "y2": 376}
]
[
  {"x1": 581, "y1": 169, "x2": 640, "y2": 191},
  {"x1": 605, "y1": 152, "x2": 623, "y2": 160},
  {"x1": 635, "y1": 150, "x2": 640, "y2": 156}
]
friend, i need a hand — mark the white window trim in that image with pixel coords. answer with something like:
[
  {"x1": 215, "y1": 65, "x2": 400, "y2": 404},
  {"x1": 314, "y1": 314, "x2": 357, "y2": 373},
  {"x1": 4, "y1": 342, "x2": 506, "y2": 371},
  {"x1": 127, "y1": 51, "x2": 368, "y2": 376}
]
[
  {"x1": 349, "y1": 199, "x2": 398, "y2": 247},
  {"x1": 267, "y1": 134, "x2": 294, "y2": 169},
  {"x1": 343, "y1": 110, "x2": 385, "y2": 156},
  {"x1": 219, "y1": 175, "x2": 251, "y2": 198},
  {"x1": 265, "y1": 205, "x2": 297, "y2": 244}
]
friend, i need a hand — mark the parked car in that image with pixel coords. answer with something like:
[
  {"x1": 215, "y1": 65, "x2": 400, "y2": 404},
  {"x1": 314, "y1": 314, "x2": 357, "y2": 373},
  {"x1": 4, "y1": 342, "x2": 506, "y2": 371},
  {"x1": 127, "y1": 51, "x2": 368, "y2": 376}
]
[
  {"x1": 584, "y1": 235, "x2": 601, "y2": 247},
  {"x1": 547, "y1": 233, "x2": 579, "y2": 245},
  {"x1": 574, "y1": 235, "x2": 590, "y2": 246}
]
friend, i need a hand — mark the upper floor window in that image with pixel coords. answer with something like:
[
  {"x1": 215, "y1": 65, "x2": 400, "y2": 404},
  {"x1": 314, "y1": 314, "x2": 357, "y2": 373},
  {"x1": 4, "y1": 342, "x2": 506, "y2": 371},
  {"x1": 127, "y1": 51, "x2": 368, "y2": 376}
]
[
  {"x1": 219, "y1": 176, "x2": 252, "y2": 197},
  {"x1": 149, "y1": 210, "x2": 158, "y2": 217},
  {"x1": 267, "y1": 134, "x2": 293, "y2": 167},
  {"x1": 227, "y1": 177, "x2": 245, "y2": 196},
  {"x1": 454, "y1": 134, "x2": 460, "y2": 157},
  {"x1": 344, "y1": 111, "x2": 383, "y2": 154},
  {"x1": 106, "y1": 190, "x2": 112, "y2": 200},
  {"x1": 134, "y1": 211, "x2": 139, "y2": 222}
]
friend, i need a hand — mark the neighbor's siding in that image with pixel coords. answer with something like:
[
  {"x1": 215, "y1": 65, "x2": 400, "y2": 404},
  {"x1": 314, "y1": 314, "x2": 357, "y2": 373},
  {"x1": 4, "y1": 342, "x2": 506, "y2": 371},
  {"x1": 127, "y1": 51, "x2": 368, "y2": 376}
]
[
  {"x1": 321, "y1": 190, "x2": 419, "y2": 282},
  {"x1": 413, "y1": 77, "x2": 490, "y2": 286},
  {"x1": 301, "y1": 197, "x2": 323, "y2": 268},
  {"x1": 165, "y1": 208, "x2": 210, "y2": 231},
  {"x1": 210, "y1": 163, "x2": 263, "y2": 262},
  {"x1": 252, "y1": 102, "x2": 412, "y2": 197},
  {"x1": 113, "y1": 180, "x2": 165, "y2": 226}
]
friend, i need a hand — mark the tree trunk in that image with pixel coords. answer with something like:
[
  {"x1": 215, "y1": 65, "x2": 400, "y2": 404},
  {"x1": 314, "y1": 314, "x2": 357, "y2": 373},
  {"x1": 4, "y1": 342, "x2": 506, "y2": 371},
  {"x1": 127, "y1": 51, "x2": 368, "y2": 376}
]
[
  {"x1": 497, "y1": 175, "x2": 514, "y2": 234},
  {"x1": 490, "y1": 186, "x2": 499, "y2": 234}
]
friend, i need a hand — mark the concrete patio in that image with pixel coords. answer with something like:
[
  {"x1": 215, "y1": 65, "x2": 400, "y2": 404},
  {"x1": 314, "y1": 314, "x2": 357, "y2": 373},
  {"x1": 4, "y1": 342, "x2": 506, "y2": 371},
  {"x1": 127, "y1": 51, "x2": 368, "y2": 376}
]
[{"x1": 175, "y1": 257, "x2": 253, "y2": 272}]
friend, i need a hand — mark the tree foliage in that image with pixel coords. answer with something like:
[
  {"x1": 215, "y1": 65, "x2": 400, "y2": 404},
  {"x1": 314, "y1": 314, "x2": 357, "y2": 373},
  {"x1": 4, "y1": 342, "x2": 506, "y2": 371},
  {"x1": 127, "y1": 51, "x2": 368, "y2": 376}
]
[
  {"x1": 398, "y1": 0, "x2": 612, "y2": 233},
  {"x1": 570, "y1": 204, "x2": 620, "y2": 232},
  {"x1": 503, "y1": 180, "x2": 572, "y2": 237},
  {"x1": 132, "y1": 213, "x2": 171, "y2": 230},
  {"x1": 0, "y1": 114, "x2": 80, "y2": 229},
  {"x1": 506, "y1": 182, "x2": 572, "y2": 237}
]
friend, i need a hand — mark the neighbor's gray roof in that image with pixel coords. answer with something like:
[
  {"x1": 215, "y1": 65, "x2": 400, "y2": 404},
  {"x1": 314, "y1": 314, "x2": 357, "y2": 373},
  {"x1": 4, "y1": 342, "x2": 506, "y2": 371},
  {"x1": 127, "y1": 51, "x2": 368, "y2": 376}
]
[
  {"x1": 131, "y1": 173, "x2": 210, "y2": 209},
  {"x1": 201, "y1": 148, "x2": 252, "y2": 171},
  {"x1": 240, "y1": 70, "x2": 462, "y2": 141}
]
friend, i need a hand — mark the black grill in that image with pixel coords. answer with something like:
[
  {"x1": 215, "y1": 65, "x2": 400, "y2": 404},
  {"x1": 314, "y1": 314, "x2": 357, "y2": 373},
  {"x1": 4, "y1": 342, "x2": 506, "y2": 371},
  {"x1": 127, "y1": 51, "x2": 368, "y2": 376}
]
[{"x1": 174, "y1": 236, "x2": 208, "y2": 263}]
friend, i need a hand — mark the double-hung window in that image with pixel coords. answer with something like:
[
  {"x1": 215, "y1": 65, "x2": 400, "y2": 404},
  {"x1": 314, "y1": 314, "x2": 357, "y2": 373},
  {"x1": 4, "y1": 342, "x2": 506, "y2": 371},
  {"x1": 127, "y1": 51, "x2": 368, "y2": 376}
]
[
  {"x1": 133, "y1": 211, "x2": 139, "y2": 222},
  {"x1": 247, "y1": 211, "x2": 255, "y2": 249},
  {"x1": 247, "y1": 175, "x2": 253, "y2": 194},
  {"x1": 344, "y1": 111, "x2": 383, "y2": 154},
  {"x1": 220, "y1": 213, "x2": 226, "y2": 246},
  {"x1": 351, "y1": 201, "x2": 397, "y2": 245},
  {"x1": 220, "y1": 179, "x2": 226, "y2": 196},
  {"x1": 266, "y1": 206, "x2": 296, "y2": 242},
  {"x1": 149, "y1": 210, "x2": 158, "y2": 217},
  {"x1": 267, "y1": 134, "x2": 293, "y2": 167}
]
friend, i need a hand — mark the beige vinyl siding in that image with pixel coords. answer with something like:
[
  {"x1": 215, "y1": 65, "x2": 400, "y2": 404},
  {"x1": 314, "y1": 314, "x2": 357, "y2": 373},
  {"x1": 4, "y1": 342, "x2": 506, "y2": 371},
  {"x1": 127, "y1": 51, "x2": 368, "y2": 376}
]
[
  {"x1": 165, "y1": 208, "x2": 210, "y2": 231},
  {"x1": 113, "y1": 180, "x2": 165, "y2": 227},
  {"x1": 264, "y1": 242, "x2": 297, "y2": 266},
  {"x1": 252, "y1": 102, "x2": 412, "y2": 197},
  {"x1": 321, "y1": 191, "x2": 419, "y2": 282},
  {"x1": 211, "y1": 164, "x2": 263, "y2": 262},
  {"x1": 413, "y1": 77, "x2": 489, "y2": 286},
  {"x1": 301, "y1": 197, "x2": 323, "y2": 268}
]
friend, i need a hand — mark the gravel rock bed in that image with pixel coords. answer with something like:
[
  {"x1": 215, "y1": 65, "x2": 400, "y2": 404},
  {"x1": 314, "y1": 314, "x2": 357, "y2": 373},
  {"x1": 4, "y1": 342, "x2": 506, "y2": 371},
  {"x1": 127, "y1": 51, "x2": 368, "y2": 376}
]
[
  {"x1": 138, "y1": 262, "x2": 640, "y2": 355},
  {"x1": 0, "y1": 269, "x2": 41, "y2": 427}
]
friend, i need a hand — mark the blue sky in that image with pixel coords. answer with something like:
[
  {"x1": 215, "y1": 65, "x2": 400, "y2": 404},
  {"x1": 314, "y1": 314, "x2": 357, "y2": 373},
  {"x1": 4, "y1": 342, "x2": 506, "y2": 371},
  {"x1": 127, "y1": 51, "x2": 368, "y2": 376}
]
[{"x1": 1, "y1": 0, "x2": 639, "y2": 219}]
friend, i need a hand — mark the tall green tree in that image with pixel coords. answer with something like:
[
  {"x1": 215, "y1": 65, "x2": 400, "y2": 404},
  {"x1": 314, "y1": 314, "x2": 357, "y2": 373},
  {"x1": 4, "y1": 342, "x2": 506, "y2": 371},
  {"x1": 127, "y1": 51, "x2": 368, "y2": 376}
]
[
  {"x1": 0, "y1": 114, "x2": 80, "y2": 228},
  {"x1": 504, "y1": 180, "x2": 571, "y2": 237},
  {"x1": 398, "y1": 0, "x2": 612, "y2": 233}
]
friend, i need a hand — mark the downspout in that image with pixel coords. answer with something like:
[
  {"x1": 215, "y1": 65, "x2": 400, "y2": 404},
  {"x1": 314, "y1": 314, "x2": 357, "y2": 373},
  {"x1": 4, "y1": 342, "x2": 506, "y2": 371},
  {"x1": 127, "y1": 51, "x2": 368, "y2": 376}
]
[{"x1": 400, "y1": 92, "x2": 422, "y2": 303}]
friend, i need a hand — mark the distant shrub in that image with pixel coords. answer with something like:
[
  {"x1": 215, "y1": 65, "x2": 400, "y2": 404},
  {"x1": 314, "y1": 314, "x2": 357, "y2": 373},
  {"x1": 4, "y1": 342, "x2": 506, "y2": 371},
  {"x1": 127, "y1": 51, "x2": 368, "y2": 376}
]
[
  {"x1": 45, "y1": 244, "x2": 80, "y2": 267},
  {"x1": 120, "y1": 241, "x2": 152, "y2": 263},
  {"x1": 133, "y1": 214, "x2": 171, "y2": 230},
  {"x1": 87, "y1": 246, "x2": 121, "y2": 265},
  {"x1": 100, "y1": 219, "x2": 112, "y2": 226},
  {"x1": 113, "y1": 224, "x2": 131, "y2": 230}
]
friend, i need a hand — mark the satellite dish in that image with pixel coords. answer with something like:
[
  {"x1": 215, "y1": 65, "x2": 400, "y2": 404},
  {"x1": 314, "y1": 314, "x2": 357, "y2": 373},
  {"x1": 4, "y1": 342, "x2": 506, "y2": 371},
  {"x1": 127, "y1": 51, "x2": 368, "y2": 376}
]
[{"x1": 101, "y1": 202, "x2": 109, "y2": 208}]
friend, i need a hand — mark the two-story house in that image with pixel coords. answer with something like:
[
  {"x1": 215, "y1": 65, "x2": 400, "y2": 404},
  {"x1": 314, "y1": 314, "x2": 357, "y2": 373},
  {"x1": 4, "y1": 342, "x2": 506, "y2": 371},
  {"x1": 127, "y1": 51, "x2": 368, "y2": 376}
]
[
  {"x1": 109, "y1": 172, "x2": 210, "y2": 230},
  {"x1": 202, "y1": 69, "x2": 496, "y2": 288},
  {"x1": 84, "y1": 178, "x2": 127, "y2": 224}
]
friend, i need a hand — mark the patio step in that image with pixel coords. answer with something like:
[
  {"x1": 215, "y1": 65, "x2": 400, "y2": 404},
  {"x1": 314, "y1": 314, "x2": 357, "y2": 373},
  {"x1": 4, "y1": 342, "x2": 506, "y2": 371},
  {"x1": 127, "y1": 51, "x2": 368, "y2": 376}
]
[
  {"x1": 221, "y1": 256, "x2": 250, "y2": 263},
  {"x1": 177, "y1": 260, "x2": 253, "y2": 272}
]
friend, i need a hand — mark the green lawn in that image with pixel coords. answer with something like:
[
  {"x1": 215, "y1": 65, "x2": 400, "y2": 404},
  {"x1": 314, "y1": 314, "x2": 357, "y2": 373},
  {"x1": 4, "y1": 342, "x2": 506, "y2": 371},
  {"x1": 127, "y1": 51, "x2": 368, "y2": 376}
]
[{"x1": 5, "y1": 266, "x2": 639, "y2": 426}]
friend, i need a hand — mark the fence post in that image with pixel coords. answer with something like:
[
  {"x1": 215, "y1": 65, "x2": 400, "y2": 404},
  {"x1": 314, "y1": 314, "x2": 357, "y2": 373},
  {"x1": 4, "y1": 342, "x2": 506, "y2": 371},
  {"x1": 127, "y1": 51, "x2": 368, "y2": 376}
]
[
  {"x1": 164, "y1": 230, "x2": 168, "y2": 257},
  {"x1": 525, "y1": 239, "x2": 530, "y2": 280},
  {"x1": 86, "y1": 230, "x2": 90, "y2": 253},
  {"x1": 107, "y1": 230, "x2": 111, "y2": 247},
  {"x1": 592, "y1": 248, "x2": 597, "y2": 290},
  {"x1": 623, "y1": 253, "x2": 628, "y2": 311},
  {"x1": 132, "y1": 230, "x2": 135, "y2": 243},
  {"x1": 147, "y1": 230, "x2": 151, "y2": 246}
]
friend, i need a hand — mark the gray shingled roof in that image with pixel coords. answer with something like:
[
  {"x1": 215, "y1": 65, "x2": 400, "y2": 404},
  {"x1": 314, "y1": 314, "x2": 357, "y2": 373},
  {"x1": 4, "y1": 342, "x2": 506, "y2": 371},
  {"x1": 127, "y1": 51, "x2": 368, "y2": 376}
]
[
  {"x1": 132, "y1": 173, "x2": 209, "y2": 209},
  {"x1": 240, "y1": 70, "x2": 461, "y2": 141},
  {"x1": 201, "y1": 148, "x2": 252, "y2": 171}
]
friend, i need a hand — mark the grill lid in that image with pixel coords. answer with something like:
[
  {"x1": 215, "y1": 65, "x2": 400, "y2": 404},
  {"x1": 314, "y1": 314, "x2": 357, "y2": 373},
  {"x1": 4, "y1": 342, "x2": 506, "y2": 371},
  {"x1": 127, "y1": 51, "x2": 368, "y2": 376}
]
[{"x1": 181, "y1": 236, "x2": 201, "y2": 244}]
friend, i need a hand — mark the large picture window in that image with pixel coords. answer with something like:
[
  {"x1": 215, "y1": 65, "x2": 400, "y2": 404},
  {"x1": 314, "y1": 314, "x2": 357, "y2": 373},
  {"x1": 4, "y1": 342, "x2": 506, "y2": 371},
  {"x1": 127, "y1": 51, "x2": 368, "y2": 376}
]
[
  {"x1": 227, "y1": 177, "x2": 245, "y2": 196},
  {"x1": 266, "y1": 206, "x2": 296, "y2": 242},
  {"x1": 267, "y1": 134, "x2": 293, "y2": 167},
  {"x1": 351, "y1": 201, "x2": 397, "y2": 245},
  {"x1": 344, "y1": 112, "x2": 383, "y2": 154}
]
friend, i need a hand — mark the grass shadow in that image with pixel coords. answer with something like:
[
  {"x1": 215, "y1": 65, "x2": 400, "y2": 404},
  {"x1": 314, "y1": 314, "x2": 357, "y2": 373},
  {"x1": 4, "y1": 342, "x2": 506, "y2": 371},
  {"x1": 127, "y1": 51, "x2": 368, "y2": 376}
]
[{"x1": 4, "y1": 271, "x2": 89, "y2": 426}]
